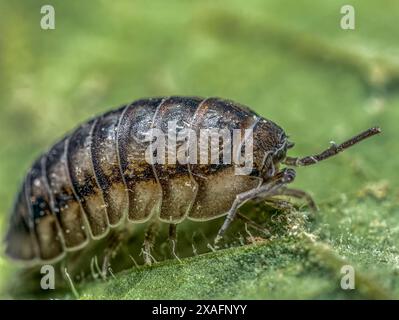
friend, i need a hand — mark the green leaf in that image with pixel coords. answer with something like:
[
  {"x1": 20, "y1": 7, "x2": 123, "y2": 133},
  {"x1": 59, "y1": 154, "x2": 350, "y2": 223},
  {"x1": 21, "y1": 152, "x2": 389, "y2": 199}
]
[{"x1": 0, "y1": 0, "x2": 398, "y2": 299}]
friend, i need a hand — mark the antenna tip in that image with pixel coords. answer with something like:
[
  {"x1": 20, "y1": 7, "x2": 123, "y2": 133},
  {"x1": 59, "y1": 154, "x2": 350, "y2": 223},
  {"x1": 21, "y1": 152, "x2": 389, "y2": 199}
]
[{"x1": 371, "y1": 127, "x2": 382, "y2": 134}]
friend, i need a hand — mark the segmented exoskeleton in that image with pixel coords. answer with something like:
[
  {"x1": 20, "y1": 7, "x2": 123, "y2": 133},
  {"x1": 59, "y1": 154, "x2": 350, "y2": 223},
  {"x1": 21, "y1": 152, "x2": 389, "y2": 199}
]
[{"x1": 4, "y1": 96, "x2": 381, "y2": 265}]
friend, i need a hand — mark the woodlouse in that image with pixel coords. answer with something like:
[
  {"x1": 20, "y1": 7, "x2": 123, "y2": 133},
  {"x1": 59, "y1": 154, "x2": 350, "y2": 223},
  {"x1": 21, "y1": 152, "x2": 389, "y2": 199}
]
[{"x1": 4, "y1": 96, "x2": 381, "y2": 266}]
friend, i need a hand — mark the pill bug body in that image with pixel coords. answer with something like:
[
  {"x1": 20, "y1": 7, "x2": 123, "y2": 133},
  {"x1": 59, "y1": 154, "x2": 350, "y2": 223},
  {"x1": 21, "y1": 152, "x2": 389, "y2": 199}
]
[{"x1": 5, "y1": 96, "x2": 287, "y2": 265}]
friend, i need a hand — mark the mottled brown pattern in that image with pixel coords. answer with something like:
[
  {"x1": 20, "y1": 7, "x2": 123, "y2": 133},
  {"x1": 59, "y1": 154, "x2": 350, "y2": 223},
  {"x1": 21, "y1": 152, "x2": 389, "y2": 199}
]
[
  {"x1": 45, "y1": 138, "x2": 88, "y2": 249},
  {"x1": 188, "y1": 97, "x2": 262, "y2": 219},
  {"x1": 5, "y1": 96, "x2": 286, "y2": 265},
  {"x1": 91, "y1": 107, "x2": 128, "y2": 225},
  {"x1": 5, "y1": 189, "x2": 39, "y2": 262},
  {"x1": 67, "y1": 120, "x2": 109, "y2": 238},
  {"x1": 27, "y1": 156, "x2": 64, "y2": 260},
  {"x1": 117, "y1": 98, "x2": 163, "y2": 222},
  {"x1": 152, "y1": 97, "x2": 201, "y2": 223}
]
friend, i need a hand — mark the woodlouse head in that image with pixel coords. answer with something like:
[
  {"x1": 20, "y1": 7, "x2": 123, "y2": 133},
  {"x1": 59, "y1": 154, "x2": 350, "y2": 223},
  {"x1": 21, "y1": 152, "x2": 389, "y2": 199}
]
[
  {"x1": 252, "y1": 119, "x2": 381, "y2": 180},
  {"x1": 251, "y1": 119, "x2": 289, "y2": 179}
]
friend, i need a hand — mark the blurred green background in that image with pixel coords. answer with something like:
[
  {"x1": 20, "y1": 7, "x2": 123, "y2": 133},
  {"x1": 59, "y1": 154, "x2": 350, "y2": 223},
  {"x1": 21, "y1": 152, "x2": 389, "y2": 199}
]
[{"x1": 0, "y1": 0, "x2": 398, "y2": 299}]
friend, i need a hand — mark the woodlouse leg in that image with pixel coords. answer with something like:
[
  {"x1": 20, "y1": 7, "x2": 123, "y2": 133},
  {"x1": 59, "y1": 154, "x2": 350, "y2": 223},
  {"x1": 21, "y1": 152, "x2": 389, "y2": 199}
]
[
  {"x1": 251, "y1": 191, "x2": 296, "y2": 211},
  {"x1": 253, "y1": 187, "x2": 317, "y2": 212},
  {"x1": 276, "y1": 187, "x2": 318, "y2": 211},
  {"x1": 101, "y1": 229, "x2": 129, "y2": 277},
  {"x1": 169, "y1": 223, "x2": 177, "y2": 241},
  {"x1": 142, "y1": 220, "x2": 159, "y2": 265},
  {"x1": 236, "y1": 212, "x2": 271, "y2": 237},
  {"x1": 214, "y1": 168, "x2": 296, "y2": 246},
  {"x1": 263, "y1": 198, "x2": 296, "y2": 212},
  {"x1": 169, "y1": 224, "x2": 182, "y2": 262}
]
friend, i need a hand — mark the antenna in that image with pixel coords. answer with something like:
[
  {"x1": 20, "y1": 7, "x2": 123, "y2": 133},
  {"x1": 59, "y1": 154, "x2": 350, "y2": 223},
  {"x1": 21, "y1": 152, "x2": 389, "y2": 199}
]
[{"x1": 283, "y1": 127, "x2": 381, "y2": 166}]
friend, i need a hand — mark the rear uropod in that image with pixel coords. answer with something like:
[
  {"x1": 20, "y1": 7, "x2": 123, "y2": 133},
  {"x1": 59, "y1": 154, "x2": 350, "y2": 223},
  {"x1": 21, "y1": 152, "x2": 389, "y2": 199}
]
[{"x1": 4, "y1": 96, "x2": 381, "y2": 266}]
